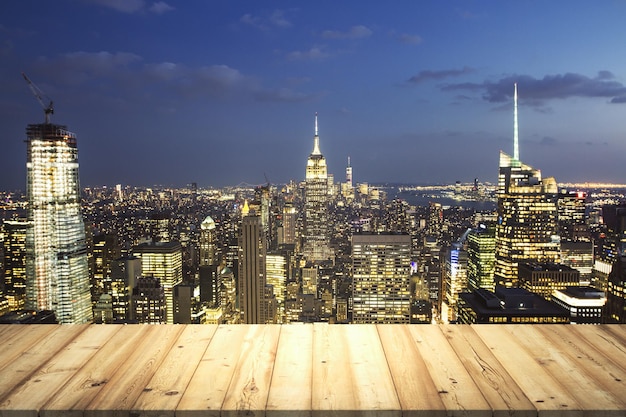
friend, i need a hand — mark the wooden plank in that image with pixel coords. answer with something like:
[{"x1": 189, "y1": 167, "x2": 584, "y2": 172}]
[
  {"x1": 312, "y1": 323, "x2": 401, "y2": 417},
  {"x1": 221, "y1": 325, "x2": 281, "y2": 417},
  {"x1": 176, "y1": 324, "x2": 250, "y2": 417},
  {"x1": 0, "y1": 325, "x2": 88, "y2": 405},
  {"x1": 39, "y1": 325, "x2": 154, "y2": 417},
  {"x1": 473, "y1": 325, "x2": 584, "y2": 417},
  {"x1": 407, "y1": 325, "x2": 492, "y2": 417},
  {"x1": 377, "y1": 324, "x2": 447, "y2": 417},
  {"x1": 0, "y1": 325, "x2": 67, "y2": 372},
  {"x1": 502, "y1": 325, "x2": 624, "y2": 412},
  {"x1": 83, "y1": 324, "x2": 185, "y2": 417},
  {"x1": 0, "y1": 324, "x2": 120, "y2": 417},
  {"x1": 533, "y1": 325, "x2": 626, "y2": 410},
  {"x1": 441, "y1": 325, "x2": 536, "y2": 417},
  {"x1": 563, "y1": 325, "x2": 626, "y2": 376},
  {"x1": 266, "y1": 324, "x2": 313, "y2": 417},
  {"x1": 131, "y1": 325, "x2": 218, "y2": 417}
]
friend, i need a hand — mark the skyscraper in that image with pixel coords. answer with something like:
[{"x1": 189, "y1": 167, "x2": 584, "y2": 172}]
[
  {"x1": 25, "y1": 122, "x2": 92, "y2": 324},
  {"x1": 303, "y1": 113, "x2": 332, "y2": 262},
  {"x1": 352, "y1": 232, "x2": 412, "y2": 323},
  {"x1": 2, "y1": 220, "x2": 30, "y2": 310},
  {"x1": 494, "y1": 84, "x2": 560, "y2": 286},
  {"x1": 132, "y1": 241, "x2": 183, "y2": 324},
  {"x1": 239, "y1": 213, "x2": 267, "y2": 324}
]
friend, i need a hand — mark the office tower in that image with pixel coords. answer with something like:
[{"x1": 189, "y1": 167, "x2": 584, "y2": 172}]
[
  {"x1": 558, "y1": 190, "x2": 589, "y2": 242},
  {"x1": 518, "y1": 262, "x2": 580, "y2": 299},
  {"x1": 467, "y1": 225, "x2": 496, "y2": 292},
  {"x1": 352, "y1": 232, "x2": 412, "y2": 324},
  {"x1": 131, "y1": 276, "x2": 166, "y2": 324},
  {"x1": 266, "y1": 251, "x2": 288, "y2": 323},
  {"x1": 443, "y1": 242, "x2": 468, "y2": 322},
  {"x1": 239, "y1": 213, "x2": 266, "y2": 324},
  {"x1": 282, "y1": 203, "x2": 297, "y2": 245},
  {"x1": 218, "y1": 265, "x2": 238, "y2": 324},
  {"x1": 2, "y1": 220, "x2": 30, "y2": 310},
  {"x1": 199, "y1": 215, "x2": 219, "y2": 304},
  {"x1": 90, "y1": 234, "x2": 121, "y2": 305},
  {"x1": 25, "y1": 122, "x2": 92, "y2": 324},
  {"x1": 303, "y1": 113, "x2": 332, "y2": 262},
  {"x1": 494, "y1": 84, "x2": 560, "y2": 286},
  {"x1": 110, "y1": 255, "x2": 141, "y2": 322},
  {"x1": 93, "y1": 294, "x2": 113, "y2": 324},
  {"x1": 199, "y1": 216, "x2": 218, "y2": 266},
  {"x1": 428, "y1": 202, "x2": 443, "y2": 238},
  {"x1": 132, "y1": 241, "x2": 183, "y2": 324}
]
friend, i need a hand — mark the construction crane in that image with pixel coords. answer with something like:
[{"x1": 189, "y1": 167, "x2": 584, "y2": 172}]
[{"x1": 22, "y1": 72, "x2": 54, "y2": 124}]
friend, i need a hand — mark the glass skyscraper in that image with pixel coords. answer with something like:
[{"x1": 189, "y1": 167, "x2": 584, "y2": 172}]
[{"x1": 25, "y1": 123, "x2": 92, "y2": 324}]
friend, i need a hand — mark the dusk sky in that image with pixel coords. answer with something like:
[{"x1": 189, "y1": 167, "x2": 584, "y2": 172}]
[{"x1": 1, "y1": 1, "x2": 626, "y2": 190}]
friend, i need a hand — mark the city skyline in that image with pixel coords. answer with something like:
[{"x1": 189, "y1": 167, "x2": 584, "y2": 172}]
[{"x1": 2, "y1": 1, "x2": 626, "y2": 190}]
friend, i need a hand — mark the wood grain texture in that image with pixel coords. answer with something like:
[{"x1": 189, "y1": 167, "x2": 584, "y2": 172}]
[
  {"x1": 0, "y1": 324, "x2": 624, "y2": 417},
  {"x1": 408, "y1": 325, "x2": 492, "y2": 417},
  {"x1": 473, "y1": 325, "x2": 584, "y2": 417},
  {"x1": 131, "y1": 325, "x2": 218, "y2": 417},
  {"x1": 441, "y1": 325, "x2": 536, "y2": 417},
  {"x1": 176, "y1": 324, "x2": 250, "y2": 417},
  {"x1": 377, "y1": 324, "x2": 447, "y2": 417},
  {"x1": 221, "y1": 325, "x2": 281, "y2": 417},
  {"x1": 83, "y1": 324, "x2": 185, "y2": 417},
  {"x1": 266, "y1": 324, "x2": 313, "y2": 417},
  {"x1": 312, "y1": 323, "x2": 401, "y2": 417},
  {"x1": 0, "y1": 325, "x2": 120, "y2": 417},
  {"x1": 0, "y1": 325, "x2": 86, "y2": 404}
]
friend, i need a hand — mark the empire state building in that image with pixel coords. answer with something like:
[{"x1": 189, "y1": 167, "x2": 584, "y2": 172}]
[{"x1": 303, "y1": 113, "x2": 332, "y2": 262}]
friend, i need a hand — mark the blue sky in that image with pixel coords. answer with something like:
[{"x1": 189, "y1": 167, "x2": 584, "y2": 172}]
[{"x1": 1, "y1": 0, "x2": 626, "y2": 190}]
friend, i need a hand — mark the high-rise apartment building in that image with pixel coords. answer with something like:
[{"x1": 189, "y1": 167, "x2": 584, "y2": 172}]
[
  {"x1": 110, "y1": 255, "x2": 141, "y2": 322},
  {"x1": 303, "y1": 114, "x2": 332, "y2": 262},
  {"x1": 132, "y1": 241, "x2": 183, "y2": 324},
  {"x1": 352, "y1": 232, "x2": 412, "y2": 323},
  {"x1": 25, "y1": 123, "x2": 92, "y2": 324},
  {"x1": 239, "y1": 213, "x2": 267, "y2": 324},
  {"x1": 494, "y1": 84, "x2": 560, "y2": 286}
]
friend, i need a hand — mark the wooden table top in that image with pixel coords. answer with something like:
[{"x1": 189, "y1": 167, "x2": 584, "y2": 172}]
[{"x1": 0, "y1": 324, "x2": 624, "y2": 416}]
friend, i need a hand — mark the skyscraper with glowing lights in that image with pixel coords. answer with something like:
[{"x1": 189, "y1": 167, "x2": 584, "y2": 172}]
[
  {"x1": 303, "y1": 113, "x2": 332, "y2": 262},
  {"x1": 25, "y1": 123, "x2": 92, "y2": 324},
  {"x1": 494, "y1": 84, "x2": 560, "y2": 286}
]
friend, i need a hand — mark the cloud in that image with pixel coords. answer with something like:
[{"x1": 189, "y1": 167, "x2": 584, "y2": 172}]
[
  {"x1": 37, "y1": 51, "x2": 317, "y2": 104},
  {"x1": 253, "y1": 87, "x2": 317, "y2": 103},
  {"x1": 287, "y1": 47, "x2": 328, "y2": 61},
  {"x1": 397, "y1": 33, "x2": 422, "y2": 45},
  {"x1": 408, "y1": 67, "x2": 475, "y2": 84},
  {"x1": 149, "y1": 1, "x2": 174, "y2": 14},
  {"x1": 241, "y1": 9, "x2": 292, "y2": 30},
  {"x1": 90, "y1": 0, "x2": 173, "y2": 14},
  {"x1": 442, "y1": 71, "x2": 626, "y2": 104},
  {"x1": 321, "y1": 25, "x2": 372, "y2": 40},
  {"x1": 540, "y1": 136, "x2": 558, "y2": 146}
]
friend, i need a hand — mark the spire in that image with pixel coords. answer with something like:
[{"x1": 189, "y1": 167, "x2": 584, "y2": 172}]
[
  {"x1": 312, "y1": 112, "x2": 321, "y2": 155},
  {"x1": 513, "y1": 83, "x2": 519, "y2": 162},
  {"x1": 347, "y1": 156, "x2": 351, "y2": 167}
]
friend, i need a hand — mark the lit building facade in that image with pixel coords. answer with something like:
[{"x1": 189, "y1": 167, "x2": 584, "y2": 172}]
[
  {"x1": 467, "y1": 225, "x2": 496, "y2": 292},
  {"x1": 132, "y1": 241, "x2": 183, "y2": 324},
  {"x1": 266, "y1": 251, "x2": 288, "y2": 323},
  {"x1": 2, "y1": 220, "x2": 30, "y2": 310},
  {"x1": 444, "y1": 242, "x2": 468, "y2": 322},
  {"x1": 352, "y1": 232, "x2": 412, "y2": 323},
  {"x1": 494, "y1": 85, "x2": 560, "y2": 286},
  {"x1": 518, "y1": 262, "x2": 580, "y2": 299},
  {"x1": 25, "y1": 123, "x2": 92, "y2": 324},
  {"x1": 303, "y1": 114, "x2": 332, "y2": 262}
]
